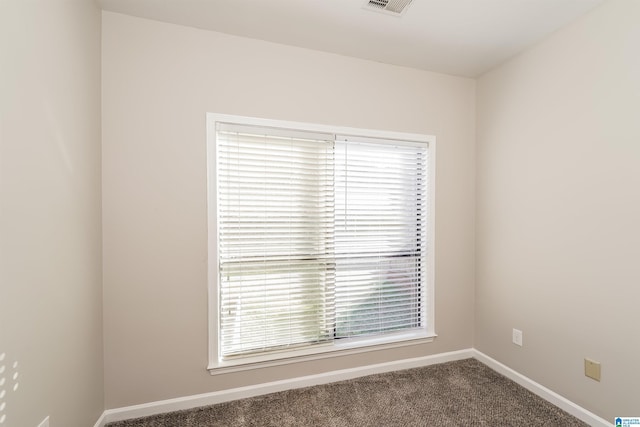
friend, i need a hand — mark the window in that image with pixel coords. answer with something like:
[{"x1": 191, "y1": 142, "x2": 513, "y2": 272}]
[{"x1": 207, "y1": 114, "x2": 435, "y2": 373}]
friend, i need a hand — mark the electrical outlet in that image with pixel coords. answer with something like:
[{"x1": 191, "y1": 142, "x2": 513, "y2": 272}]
[
  {"x1": 37, "y1": 416, "x2": 49, "y2": 427},
  {"x1": 512, "y1": 328, "x2": 523, "y2": 346},
  {"x1": 584, "y1": 359, "x2": 601, "y2": 381}
]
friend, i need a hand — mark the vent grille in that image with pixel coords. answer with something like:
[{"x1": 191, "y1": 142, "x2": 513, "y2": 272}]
[{"x1": 365, "y1": 0, "x2": 413, "y2": 15}]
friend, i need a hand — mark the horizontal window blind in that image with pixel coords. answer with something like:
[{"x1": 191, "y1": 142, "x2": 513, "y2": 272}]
[
  {"x1": 216, "y1": 122, "x2": 428, "y2": 360},
  {"x1": 334, "y1": 138, "x2": 427, "y2": 339},
  {"x1": 217, "y1": 123, "x2": 336, "y2": 358}
]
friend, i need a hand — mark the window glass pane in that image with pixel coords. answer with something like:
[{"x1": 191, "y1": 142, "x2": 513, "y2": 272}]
[
  {"x1": 334, "y1": 140, "x2": 426, "y2": 339},
  {"x1": 215, "y1": 121, "x2": 429, "y2": 360},
  {"x1": 217, "y1": 124, "x2": 335, "y2": 358},
  {"x1": 220, "y1": 262, "x2": 334, "y2": 356}
]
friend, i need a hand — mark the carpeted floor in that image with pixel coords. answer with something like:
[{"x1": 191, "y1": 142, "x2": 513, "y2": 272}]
[{"x1": 107, "y1": 358, "x2": 588, "y2": 426}]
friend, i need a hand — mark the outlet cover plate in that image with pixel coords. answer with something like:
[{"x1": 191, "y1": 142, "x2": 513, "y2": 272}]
[{"x1": 512, "y1": 329, "x2": 523, "y2": 346}]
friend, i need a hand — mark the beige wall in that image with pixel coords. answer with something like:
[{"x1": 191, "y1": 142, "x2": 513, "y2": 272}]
[
  {"x1": 5, "y1": 0, "x2": 636, "y2": 422},
  {"x1": 476, "y1": 0, "x2": 640, "y2": 421},
  {"x1": 102, "y1": 11, "x2": 476, "y2": 408},
  {"x1": 0, "y1": 1, "x2": 103, "y2": 426}
]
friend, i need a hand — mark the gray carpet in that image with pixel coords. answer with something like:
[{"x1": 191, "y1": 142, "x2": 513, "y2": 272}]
[{"x1": 107, "y1": 358, "x2": 588, "y2": 426}]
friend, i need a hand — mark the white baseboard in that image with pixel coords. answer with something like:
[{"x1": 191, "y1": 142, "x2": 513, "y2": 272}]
[
  {"x1": 472, "y1": 350, "x2": 611, "y2": 427},
  {"x1": 95, "y1": 348, "x2": 610, "y2": 427},
  {"x1": 100, "y1": 348, "x2": 473, "y2": 424},
  {"x1": 93, "y1": 411, "x2": 107, "y2": 427}
]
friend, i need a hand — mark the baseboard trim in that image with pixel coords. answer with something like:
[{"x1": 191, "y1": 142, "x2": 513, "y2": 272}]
[
  {"x1": 97, "y1": 348, "x2": 610, "y2": 426},
  {"x1": 93, "y1": 411, "x2": 107, "y2": 427},
  {"x1": 101, "y1": 348, "x2": 473, "y2": 424},
  {"x1": 472, "y1": 350, "x2": 611, "y2": 427}
]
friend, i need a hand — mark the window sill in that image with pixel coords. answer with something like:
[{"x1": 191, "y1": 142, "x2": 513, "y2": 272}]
[{"x1": 208, "y1": 332, "x2": 437, "y2": 376}]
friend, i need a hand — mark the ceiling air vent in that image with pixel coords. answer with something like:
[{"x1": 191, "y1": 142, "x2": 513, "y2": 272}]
[{"x1": 364, "y1": 0, "x2": 413, "y2": 16}]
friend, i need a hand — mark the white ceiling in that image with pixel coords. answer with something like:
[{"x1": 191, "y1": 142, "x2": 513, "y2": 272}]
[{"x1": 99, "y1": 0, "x2": 606, "y2": 77}]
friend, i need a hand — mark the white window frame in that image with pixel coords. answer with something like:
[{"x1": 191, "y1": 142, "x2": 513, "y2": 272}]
[{"x1": 206, "y1": 113, "x2": 436, "y2": 375}]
